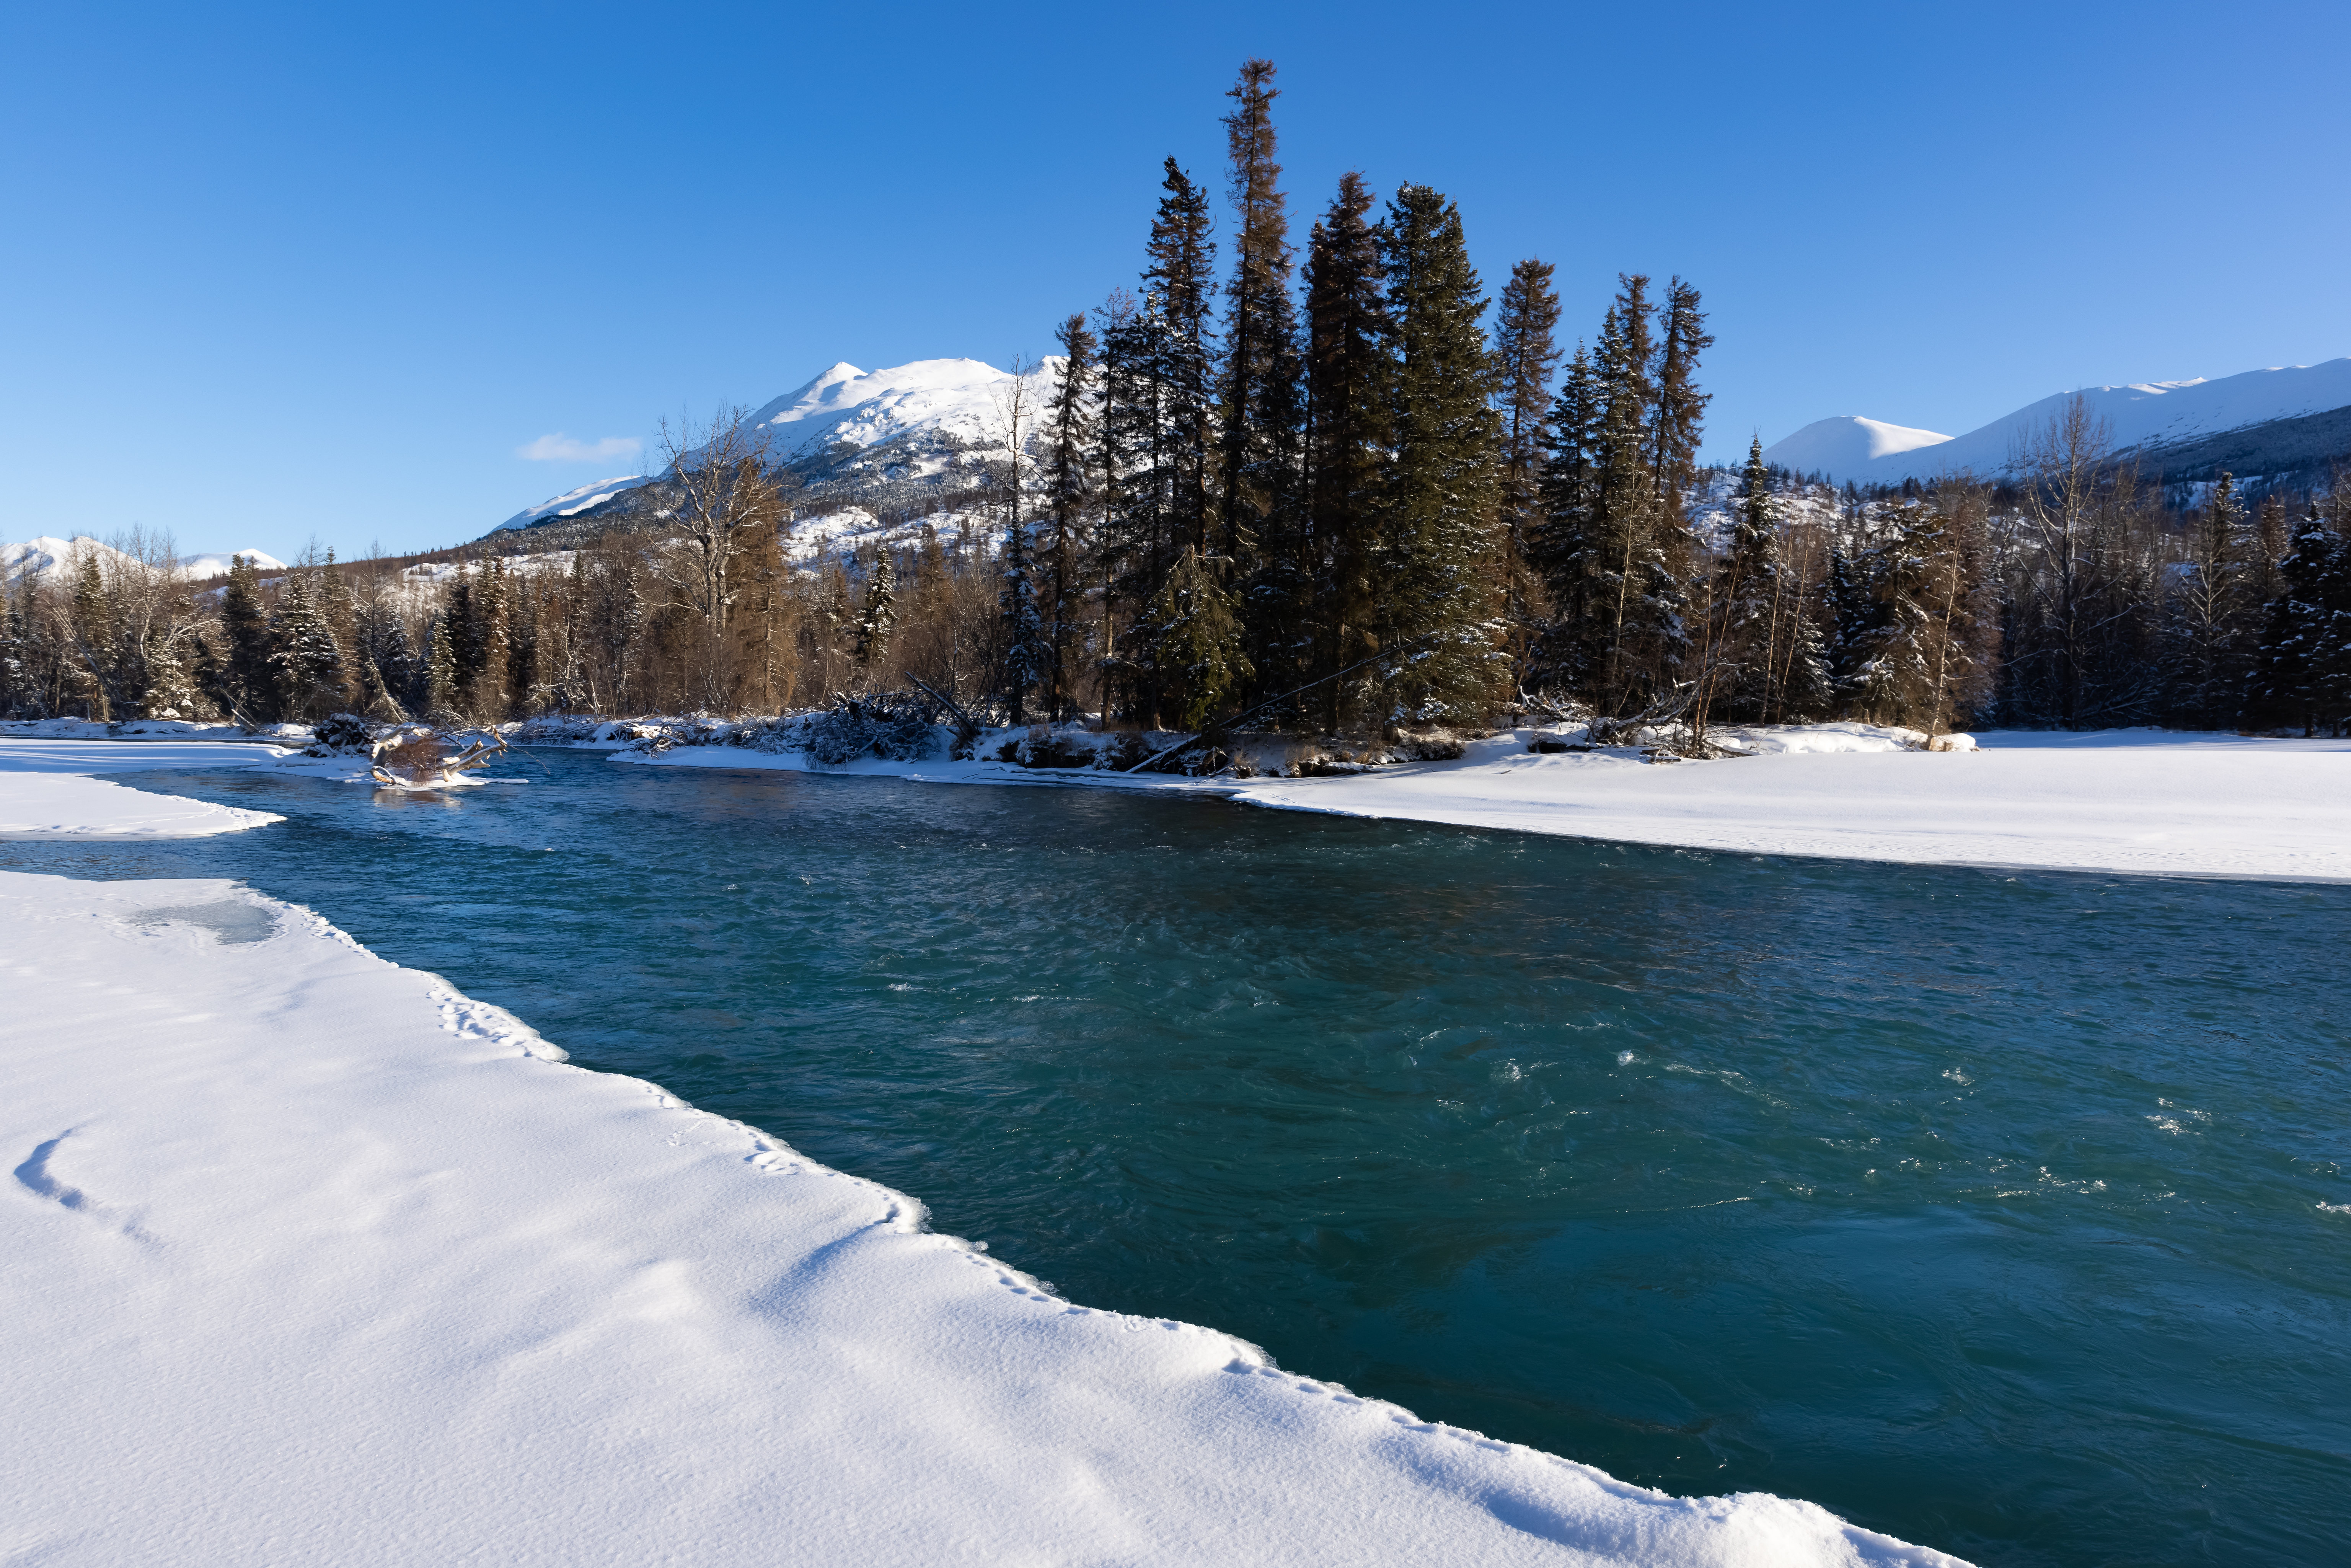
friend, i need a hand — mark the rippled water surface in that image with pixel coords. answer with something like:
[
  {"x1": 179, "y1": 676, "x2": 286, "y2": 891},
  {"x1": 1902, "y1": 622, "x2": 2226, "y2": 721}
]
[{"x1": 11, "y1": 749, "x2": 2349, "y2": 1567}]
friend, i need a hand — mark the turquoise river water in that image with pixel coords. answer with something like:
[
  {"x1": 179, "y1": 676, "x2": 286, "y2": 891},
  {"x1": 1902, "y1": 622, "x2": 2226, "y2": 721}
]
[{"x1": 7, "y1": 748, "x2": 2348, "y2": 1568}]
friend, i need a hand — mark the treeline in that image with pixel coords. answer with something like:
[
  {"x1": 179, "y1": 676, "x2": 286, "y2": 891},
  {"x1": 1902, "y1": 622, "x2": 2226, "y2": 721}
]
[{"x1": 6, "y1": 60, "x2": 2349, "y2": 739}]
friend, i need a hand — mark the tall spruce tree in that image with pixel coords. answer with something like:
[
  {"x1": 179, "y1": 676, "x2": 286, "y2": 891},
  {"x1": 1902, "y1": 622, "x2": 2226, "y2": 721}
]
[
  {"x1": 268, "y1": 571, "x2": 350, "y2": 721},
  {"x1": 1375, "y1": 183, "x2": 1502, "y2": 724},
  {"x1": 1101, "y1": 162, "x2": 1216, "y2": 724},
  {"x1": 998, "y1": 518, "x2": 1046, "y2": 725},
  {"x1": 856, "y1": 553, "x2": 896, "y2": 672},
  {"x1": 1530, "y1": 341, "x2": 1602, "y2": 690},
  {"x1": 1043, "y1": 312, "x2": 1097, "y2": 719},
  {"x1": 1148, "y1": 157, "x2": 1218, "y2": 562},
  {"x1": 1302, "y1": 171, "x2": 1392, "y2": 732},
  {"x1": 221, "y1": 553, "x2": 277, "y2": 722},
  {"x1": 1492, "y1": 258, "x2": 1562, "y2": 685},
  {"x1": 1590, "y1": 296, "x2": 1662, "y2": 709},
  {"x1": 1215, "y1": 59, "x2": 1308, "y2": 700},
  {"x1": 1706, "y1": 437, "x2": 1788, "y2": 724}
]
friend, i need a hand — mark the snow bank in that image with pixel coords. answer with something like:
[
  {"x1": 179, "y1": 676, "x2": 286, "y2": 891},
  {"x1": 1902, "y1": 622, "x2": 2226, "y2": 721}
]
[
  {"x1": 1229, "y1": 728, "x2": 2351, "y2": 881},
  {"x1": 0, "y1": 740, "x2": 300, "y2": 838},
  {"x1": 0, "y1": 865, "x2": 1962, "y2": 1566},
  {"x1": 0, "y1": 773, "x2": 282, "y2": 839}
]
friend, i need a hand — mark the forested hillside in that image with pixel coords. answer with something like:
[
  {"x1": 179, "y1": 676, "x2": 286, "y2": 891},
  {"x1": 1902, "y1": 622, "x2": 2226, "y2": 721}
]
[{"x1": 7, "y1": 61, "x2": 2348, "y2": 743}]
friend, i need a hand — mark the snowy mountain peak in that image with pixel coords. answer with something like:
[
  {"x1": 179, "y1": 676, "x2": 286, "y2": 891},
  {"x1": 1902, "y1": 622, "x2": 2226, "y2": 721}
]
[
  {"x1": 1769, "y1": 356, "x2": 2351, "y2": 484},
  {"x1": 745, "y1": 357, "x2": 1054, "y2": 460},
  {"x1": 485, "y1": 356, "x2": 1065, "y2": 540},
  {"x1": 1762, "y1": 417, "x2": 1953, "y2": 476}
]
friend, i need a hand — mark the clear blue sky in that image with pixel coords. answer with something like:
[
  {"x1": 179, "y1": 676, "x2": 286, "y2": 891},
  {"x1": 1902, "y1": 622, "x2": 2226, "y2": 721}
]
[{"x1": 5, "y1": 0, "x2": 2345, "y2": 562}]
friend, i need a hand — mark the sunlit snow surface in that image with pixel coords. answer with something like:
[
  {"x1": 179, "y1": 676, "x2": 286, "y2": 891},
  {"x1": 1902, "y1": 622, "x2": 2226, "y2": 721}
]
[{"x1": 0, "y1": 765, "x2": 1963, "y2": 1566}]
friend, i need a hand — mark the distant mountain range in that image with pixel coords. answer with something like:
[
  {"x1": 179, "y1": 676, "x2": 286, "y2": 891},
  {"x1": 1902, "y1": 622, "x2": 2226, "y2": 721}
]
[
  {"x1": 487, "y1": 352, "x2": 2351, "y2": 548},
  {"x1": 1764, "y1": 358, "x2": 2351, "y2": 488},
  {"x1": 2, "y1": 537, "x2": 286, "y2": 583}
]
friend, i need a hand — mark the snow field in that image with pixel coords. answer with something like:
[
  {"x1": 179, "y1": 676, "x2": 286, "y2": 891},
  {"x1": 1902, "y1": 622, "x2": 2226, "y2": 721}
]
[{"x1": 0, "y1": 867, "x2": 1963, "y2": 1566}]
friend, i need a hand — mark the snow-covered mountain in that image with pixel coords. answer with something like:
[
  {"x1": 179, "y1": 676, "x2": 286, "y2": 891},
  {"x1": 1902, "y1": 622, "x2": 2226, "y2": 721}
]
[
  {"x1": 178, "y1": 548, "x2": 289, "y2": 578},
  {"x1": 2, "y1": 536, "x2": 285, "y2": 583},
  {"x1": 1766, "y1": 357, "x2": 2351, "y2": 484},
  {"x1": 1761, "y1": 417, "x2": 1955, "y2": 476},
  {"x1": 489, "y1": 358, "x2": 1060, "y2": 541},
  {"x1": 492, "y1": 476, "x2": 647, "y2": 535},
  {"x1": 745, "y1": 357, "x2": 1051, "y2": 460}
]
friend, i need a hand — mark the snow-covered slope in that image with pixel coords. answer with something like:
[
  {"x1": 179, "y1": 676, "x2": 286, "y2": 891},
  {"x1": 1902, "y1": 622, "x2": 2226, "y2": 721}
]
[
  {"x1": 3, "y1": 537, "x2": 285, "y2": 583},
  {"x1": 2, "y1": 536, "x2": 136, "y2": 582},
  {"x1": 487, "y1": 359, "x2": 1063, "y2": 540},
  {"x1": 491, "y1": 474, "x2": 648, "y2": 534},
  {"x1": 1763, "y1": 417, "x2": 1954, "y2": 476},
  {"x1": 1769, "y1": 357, "x2": 2351, "y2": 483},
  {"x1": 744, "y1": 357, "x2": 1056, "y2": 461},
  {"x1": 177, "y1": 549, "x2": 287, "y2": 577}
]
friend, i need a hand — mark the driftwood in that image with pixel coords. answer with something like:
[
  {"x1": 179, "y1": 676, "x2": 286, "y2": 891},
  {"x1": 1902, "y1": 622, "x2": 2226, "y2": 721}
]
[
  {"x1": 906, "y1": 676, "x2": 983, "y2": 758},
  {"x1": 370, "y1": 727, "x2": 507, "y2": 787}
]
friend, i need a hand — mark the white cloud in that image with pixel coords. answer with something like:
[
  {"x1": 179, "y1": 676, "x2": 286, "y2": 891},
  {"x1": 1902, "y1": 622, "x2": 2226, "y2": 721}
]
[{"x1": 517, "y1": 433, "x2": 642, "y2": 463}]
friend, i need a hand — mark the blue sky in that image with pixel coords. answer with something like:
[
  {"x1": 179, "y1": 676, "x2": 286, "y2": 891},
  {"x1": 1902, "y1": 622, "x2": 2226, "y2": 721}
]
[{"x1": 4, "y1": 0, "x2": 2345, "y2": 562}]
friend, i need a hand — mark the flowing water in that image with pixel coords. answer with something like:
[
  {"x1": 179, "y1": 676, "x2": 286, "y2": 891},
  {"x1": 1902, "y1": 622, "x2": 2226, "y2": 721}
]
[{"x1": 9, "y1": 748, "x2": 2348, "y2": 1567}]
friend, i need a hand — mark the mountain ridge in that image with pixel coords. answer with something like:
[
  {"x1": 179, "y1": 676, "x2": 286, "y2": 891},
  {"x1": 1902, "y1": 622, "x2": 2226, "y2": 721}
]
[{"x1": 1765, "y1": 357, "x2": 2351, "y2": 486}]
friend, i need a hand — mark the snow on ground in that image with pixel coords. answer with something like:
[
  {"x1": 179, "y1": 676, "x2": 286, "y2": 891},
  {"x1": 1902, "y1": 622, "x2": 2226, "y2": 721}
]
[
  {"x1": 0, "y1": 739, "x2": 302, "y2": 838},
  {"x1": 1, "y1": 787, "x2": 1961, "y2": 1566},
  {"x1": 615, "y1": 723, "x2": 2351, "y2": 883},
  {"x1": 1230, "y1": 728, "x2": 2351, "y2": 882},
  {"x1": 0, "y1": 771, "x2": 282, "y2": 839}
]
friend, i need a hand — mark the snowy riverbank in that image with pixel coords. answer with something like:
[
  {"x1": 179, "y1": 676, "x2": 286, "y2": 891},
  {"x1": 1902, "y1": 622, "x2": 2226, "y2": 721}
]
[
  {"x1": 0, "y1": 767, "x2": 1963, "y2": 1565},
  {"x1": 615, "y1": 724, "x2": 2351, "y2": 884}
]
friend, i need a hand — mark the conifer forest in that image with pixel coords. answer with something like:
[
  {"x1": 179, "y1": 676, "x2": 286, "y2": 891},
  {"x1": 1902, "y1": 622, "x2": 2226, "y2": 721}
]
[{"x1": 6, "y1": 61, "x2": 2348, "y2": 747}]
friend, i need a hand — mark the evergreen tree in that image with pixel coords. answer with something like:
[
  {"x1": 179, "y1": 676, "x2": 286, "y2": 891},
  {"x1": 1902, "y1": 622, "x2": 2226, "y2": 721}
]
[
  {"x1": 1100, "y1": 163, "x2": 1216, "y2": 723},
  {"x1": 67, "y1": 553, "x2": 118, "y2": 720},
  {"x1": 1142, "y1": 546, "x2": 1252, "y2": 730},
  {"x1": 221, "y1": 553, "x2": 278, "y2": 722},
  {"x1": 1148, "y1": 157, "x2": 1218, "y2": 561},
  {"x1": 1043, "y1": 312, "x2": 1097, "y2": 718},
  {"x1": 1649, "y1": 278, "x2": 1714, "y2": 516},
  {"x1": 424, "y1": 610, "x2": 459, "y2": 722},
  {"x1": 353, "y1": 595, "x2": 416, "y2": 720},
  {"x1": 1215, "y1": 59, "x2": 1308, "y2": 699},
  {"x1": 1529, "y1": 341, "x2": 1601, "y2": 690},
  {"x1": 1491, "y1": 258, "x2": 1562, "y2": 684},
  {"x1": 998, "y1": 518, "x2": 1047, "y2": 725},
  {"x1": 1302, "y1": 171, "x2": 1392, "y2": 732},
  {"x1": 268, "y1": 572, "x2": 351, "y2": 721},
  {"x1": 1589, "y1": 289, "x2": 1671, "y2": 711},
  {"x1": 470, "y1": 559, "x2": 511, "y2": 720},
  {"x1": 2247, "y1": 504, "x2": 2349, "y2": 733},
  {"x1": 1705, "y1": 437, "x2": 1787, "y2": 723},
  {"x1": 856, "y1": 552, "x2": 896, "y2": 671},
  {"x1": 1375, "y1": 182, "x2": 1503, "y2": 724}
]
